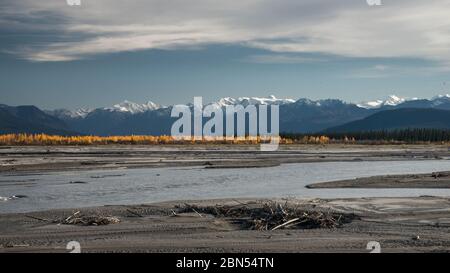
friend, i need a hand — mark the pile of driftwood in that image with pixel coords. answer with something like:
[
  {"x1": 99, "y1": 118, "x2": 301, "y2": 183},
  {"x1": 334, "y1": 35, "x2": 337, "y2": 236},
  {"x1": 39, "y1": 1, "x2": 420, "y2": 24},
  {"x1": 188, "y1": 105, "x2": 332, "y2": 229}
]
[
  {"x1": 176, "y1": 201, "x2": 356, "y2": 230},
  {"x1": 26, "y1": 211, "x2": 120, "y2": 226},
  {"x1": 59, "y1": 211, "x2": 120, "y2": 226}
]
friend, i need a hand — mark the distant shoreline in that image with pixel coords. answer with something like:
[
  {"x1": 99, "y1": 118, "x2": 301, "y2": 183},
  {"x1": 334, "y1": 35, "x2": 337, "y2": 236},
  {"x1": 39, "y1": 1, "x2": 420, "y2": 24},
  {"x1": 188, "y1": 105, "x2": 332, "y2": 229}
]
[
  {"x1": 306, "y1": 171, "x2": 450, "y2": 189},
  {"x1": 1, "y1": 144, "x2": 448, "y2": 174}
]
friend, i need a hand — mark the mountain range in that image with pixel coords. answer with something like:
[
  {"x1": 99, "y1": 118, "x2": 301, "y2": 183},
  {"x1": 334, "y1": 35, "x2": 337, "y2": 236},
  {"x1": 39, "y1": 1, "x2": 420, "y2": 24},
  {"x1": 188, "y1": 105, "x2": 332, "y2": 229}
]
[
  {"x1": 2, "y1": 95, "x2": 450, "y2": 135},
  {"x1": 0, "y1": 104, "x2": 76, "y2": 135}
]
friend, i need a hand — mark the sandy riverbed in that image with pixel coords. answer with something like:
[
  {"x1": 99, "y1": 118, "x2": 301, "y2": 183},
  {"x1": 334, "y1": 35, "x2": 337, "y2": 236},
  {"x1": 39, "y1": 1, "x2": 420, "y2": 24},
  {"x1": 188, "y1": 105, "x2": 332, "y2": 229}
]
[
  {"x1": 1, "y1": 144, "x2": 450, "y2": 253},
  {"x1": 307, "y1": 171, "x2": 450, "y2": 188},
  {"x1": 0, "y1": 144, "x2": 448, "y2": 173},
  {"x1": 1, "y1": 197, "x2": 450, "y2": 253}
]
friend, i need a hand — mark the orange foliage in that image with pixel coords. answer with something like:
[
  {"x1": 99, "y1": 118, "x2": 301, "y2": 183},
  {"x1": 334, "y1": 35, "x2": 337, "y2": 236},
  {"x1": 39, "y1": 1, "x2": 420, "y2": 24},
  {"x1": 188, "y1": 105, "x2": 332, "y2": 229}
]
[
  {"x1": 0, "y1": 134, "x2": 288, "y2": 146},
  {"x1": 296, "y1": 135, "x2": 330, "y2": 144}
]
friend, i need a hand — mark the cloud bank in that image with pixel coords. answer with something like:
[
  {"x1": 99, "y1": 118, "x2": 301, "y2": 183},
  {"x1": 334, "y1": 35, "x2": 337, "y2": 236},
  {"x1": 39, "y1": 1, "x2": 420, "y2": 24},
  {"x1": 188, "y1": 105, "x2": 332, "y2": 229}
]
[{"x1": 2, "y1": 0, "x2": 450, "y2": 62}]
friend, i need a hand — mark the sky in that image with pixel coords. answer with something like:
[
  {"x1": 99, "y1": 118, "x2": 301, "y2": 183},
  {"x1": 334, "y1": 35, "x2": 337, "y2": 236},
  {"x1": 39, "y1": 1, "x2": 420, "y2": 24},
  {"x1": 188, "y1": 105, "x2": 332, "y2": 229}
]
[{"x1": 1, "y1": 0, "x2": 450, "y2": 110}]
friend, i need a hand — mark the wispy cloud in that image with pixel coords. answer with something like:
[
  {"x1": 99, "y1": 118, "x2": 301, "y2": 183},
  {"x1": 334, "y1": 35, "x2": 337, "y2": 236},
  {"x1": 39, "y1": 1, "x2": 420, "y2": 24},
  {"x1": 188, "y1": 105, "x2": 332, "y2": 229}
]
[
  {"x1": 242, "y1": 54, "x2": 325, "y2": 64},
  {"x1": 346, "y1": 62, "x2": 450, "y2": 79},
  {"x1": 374, "y1": 65, "x2": 389, "y2": 71},
  {"x1": 2, "y1": 0, "x2": 450, "y2": 63}
]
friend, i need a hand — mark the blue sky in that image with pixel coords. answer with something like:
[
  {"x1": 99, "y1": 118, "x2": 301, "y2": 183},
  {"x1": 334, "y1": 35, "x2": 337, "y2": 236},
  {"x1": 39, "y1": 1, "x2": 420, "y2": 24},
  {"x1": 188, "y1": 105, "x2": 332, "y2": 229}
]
[{"x1": 1, "y1": 0, "x2": 450, "y2": 109}]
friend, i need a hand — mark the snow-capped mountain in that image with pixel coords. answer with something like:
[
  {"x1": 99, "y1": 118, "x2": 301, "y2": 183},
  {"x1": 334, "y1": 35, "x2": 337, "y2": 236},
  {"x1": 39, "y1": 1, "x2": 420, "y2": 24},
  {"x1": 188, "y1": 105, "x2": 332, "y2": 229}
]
[
  {"x1": 46, "y1": 108, "x2": 92, "y2": 119},
  {"x1": 357, "y1": 95, "x2": 408, "y2": 109},
  {"x1": 51, "y1": 100, "x2": 164, "y2": 119},
  {"x1": 71, "y1": 108, "x2": 92, "y2": 118},
  {"x1": 212, "y1": 95, "x2": 295, "y2": 108},
  {"x1": 357, "y1": 94, "x2": 450, "y2": 109},
  {"x1": 51, "y1": 94, "x2": 450, "y2": 119},
  {"x1": 201, "y1": 95, "x2": 297, "y2": 114},
  {"x1": 106, "y1": 100, "x2": 164, "y2": 114},
  {"x1": 60, "y1": 96, "x2": 304, "y2": 117},
  {"x1": 105, "y1": 96, "x2": 294, "y2": 114},
  {"x1": 29, "y1": 93, "x2": 450, "y2": 136}
]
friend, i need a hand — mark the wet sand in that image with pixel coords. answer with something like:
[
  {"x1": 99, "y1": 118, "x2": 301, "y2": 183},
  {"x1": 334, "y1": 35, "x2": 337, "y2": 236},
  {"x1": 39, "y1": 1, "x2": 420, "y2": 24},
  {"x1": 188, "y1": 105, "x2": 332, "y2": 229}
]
[
  {"x1": 1, "y1": 197, "x2": 450, "y2": 253},
  {"x1": 0, "y1": 144, "x2": 448, "y2": 173},
  {"x1": 307, "y1": 171, "x2": 450, "y2": 189}
]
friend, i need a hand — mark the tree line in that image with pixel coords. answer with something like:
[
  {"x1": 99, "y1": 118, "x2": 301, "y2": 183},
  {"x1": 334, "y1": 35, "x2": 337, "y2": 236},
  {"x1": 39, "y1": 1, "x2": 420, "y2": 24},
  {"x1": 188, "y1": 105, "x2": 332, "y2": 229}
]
[
  {"x1": 282, "y1": 128, "x2": 450, "y2": 143},
  {"x1": 1, "y1": 129, "x2": 450, "y2": 146}
]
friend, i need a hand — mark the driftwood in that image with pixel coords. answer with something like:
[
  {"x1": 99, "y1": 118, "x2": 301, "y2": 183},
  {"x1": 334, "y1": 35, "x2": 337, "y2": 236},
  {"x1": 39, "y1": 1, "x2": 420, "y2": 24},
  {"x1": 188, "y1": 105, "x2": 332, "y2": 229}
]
[
  {"x1": 26, "y1": 211, "x2": 121, "y2": 226},
  {"x1": 183, "y1": 203, "x2": 204, "y2": 217},
  {"x1": 271, "y1": 218, "x2": 300, "y2": 231},
  {"x1": 57, "y1": 211, "x2": 120, "y2": 226},
  {"x1": 64, "y1": 211, "x2": 81, "y2": 223},
  {"x1": 191, "y1": 208, "x2": 203, "y2": 218},
  {"x1": 176, "y1": 201, "x2": 357, "y2": 231}
]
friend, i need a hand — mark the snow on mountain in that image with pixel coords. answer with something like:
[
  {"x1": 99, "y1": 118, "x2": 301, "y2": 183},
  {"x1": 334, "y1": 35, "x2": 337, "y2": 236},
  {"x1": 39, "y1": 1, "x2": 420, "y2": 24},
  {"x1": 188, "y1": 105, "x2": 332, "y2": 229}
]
[
  {"x1": 431, "y1": 94, "x2": 450, "y2": 106},
  {"x1": 55, "y1": 94, "x2": 450, "y2": 119},
  {"x1": 433, "y1": 94, "x2": 450, "y2": 99},
  {"x1": 239, "y1": 95, "x2": 296, "y2": 106},
  {"x1": 294, "y1": 98, "x2": 319, "y2": 106},
  {"x1": 213, "y1": 95, "x2": 295, "y2": 107},
  {"x1": 358, "y1": 100, "x2": 384, "y2": 109},
  {"x1": 46, "y1": 108, "x2": 92, "y2": 119},
  {"x1": 203, "y1": 95, "x2": 295, "y2": 115},
  {"x1": 71, "y1": 108, "x2": 92, "y2": 118},
  {"x1": 357, "y1": 95, "x2": 407, "y2": 109},
  {"x1": 384, "y1": 95, "x2": 407, "y2": 106},
  {"x1": 61, "y1": 96, "x2": 295, "y2": 117},
  {"x1": 106, "y1": 100, "x2": 163, "y2": 114},
  {"x1": 214, "y1": 97, "x2": 237, "y2": 107}
]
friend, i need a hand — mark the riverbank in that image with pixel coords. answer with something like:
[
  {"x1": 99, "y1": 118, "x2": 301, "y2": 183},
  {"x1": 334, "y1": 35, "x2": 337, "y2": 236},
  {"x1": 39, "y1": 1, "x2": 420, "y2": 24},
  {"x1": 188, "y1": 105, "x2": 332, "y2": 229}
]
[
  {"x1": 1, "y1": 197, "x2": 450, "y2": 253},
  {"x1": 0, "y1": 144, "x2": 448, "y2": 173},
  {"x1": 306, "y1": 171, "x2": 450, "y2": 188}
]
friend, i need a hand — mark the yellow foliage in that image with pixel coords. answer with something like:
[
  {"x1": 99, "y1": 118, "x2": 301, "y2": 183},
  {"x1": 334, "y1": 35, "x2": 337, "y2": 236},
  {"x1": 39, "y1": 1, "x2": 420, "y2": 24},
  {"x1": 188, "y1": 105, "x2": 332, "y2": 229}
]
[{"x1": 0, "y1": 134, "x2": 289, "y2": 146}]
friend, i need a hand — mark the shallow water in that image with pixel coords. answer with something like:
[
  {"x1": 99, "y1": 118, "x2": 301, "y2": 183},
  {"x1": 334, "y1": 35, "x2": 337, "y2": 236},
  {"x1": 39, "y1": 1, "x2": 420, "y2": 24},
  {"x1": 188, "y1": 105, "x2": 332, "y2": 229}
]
[{"x1": 1, "y1": 160, "x2": 450, "y2": 213}]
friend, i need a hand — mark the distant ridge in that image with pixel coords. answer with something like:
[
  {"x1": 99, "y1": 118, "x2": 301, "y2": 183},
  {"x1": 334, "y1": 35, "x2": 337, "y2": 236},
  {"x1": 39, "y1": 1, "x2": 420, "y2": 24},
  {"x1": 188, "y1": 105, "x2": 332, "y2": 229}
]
[
  {"x1": 324, "y1": 108, "x2": 450, "y2": 132},
  {"x1": 0, "y1": 104, "x2": 77, "y2": 135},
  {"x1": 3, "y1": 94, "x2": 450, "y2": 135},
  {"x1": 49, "y1": 94, "x2": 450, "y2": 119}
]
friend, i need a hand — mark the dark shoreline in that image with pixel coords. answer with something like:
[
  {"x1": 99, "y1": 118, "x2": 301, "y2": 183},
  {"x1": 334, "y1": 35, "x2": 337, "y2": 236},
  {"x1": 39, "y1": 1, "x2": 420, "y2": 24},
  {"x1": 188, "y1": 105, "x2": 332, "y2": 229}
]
[{"x1": 306, "y1": 171, "x2": 450, "y2": 189}]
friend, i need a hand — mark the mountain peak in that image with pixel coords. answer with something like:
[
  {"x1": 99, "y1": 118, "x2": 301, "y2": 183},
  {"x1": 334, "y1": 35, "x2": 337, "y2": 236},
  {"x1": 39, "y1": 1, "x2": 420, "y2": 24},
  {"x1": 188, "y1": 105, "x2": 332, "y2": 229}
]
[
  {"x1": 45, "y1": 108, "x2": 92, "y2": 119},
  {"x1": 384, "y1": 95, "x2": 406, "y2": 106},
  {"x1": 213, "y1": 95, "x2": 295, "y2": 107},
  {"x1": 72, "y1": 108, "x2": 92, "y2": 118},
  {"x1": 357, "y1": 94, "x2": 407, "y2": 109},
  {"x1": 107, "y1": 100, "x2": 162, "y2": 114}
]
